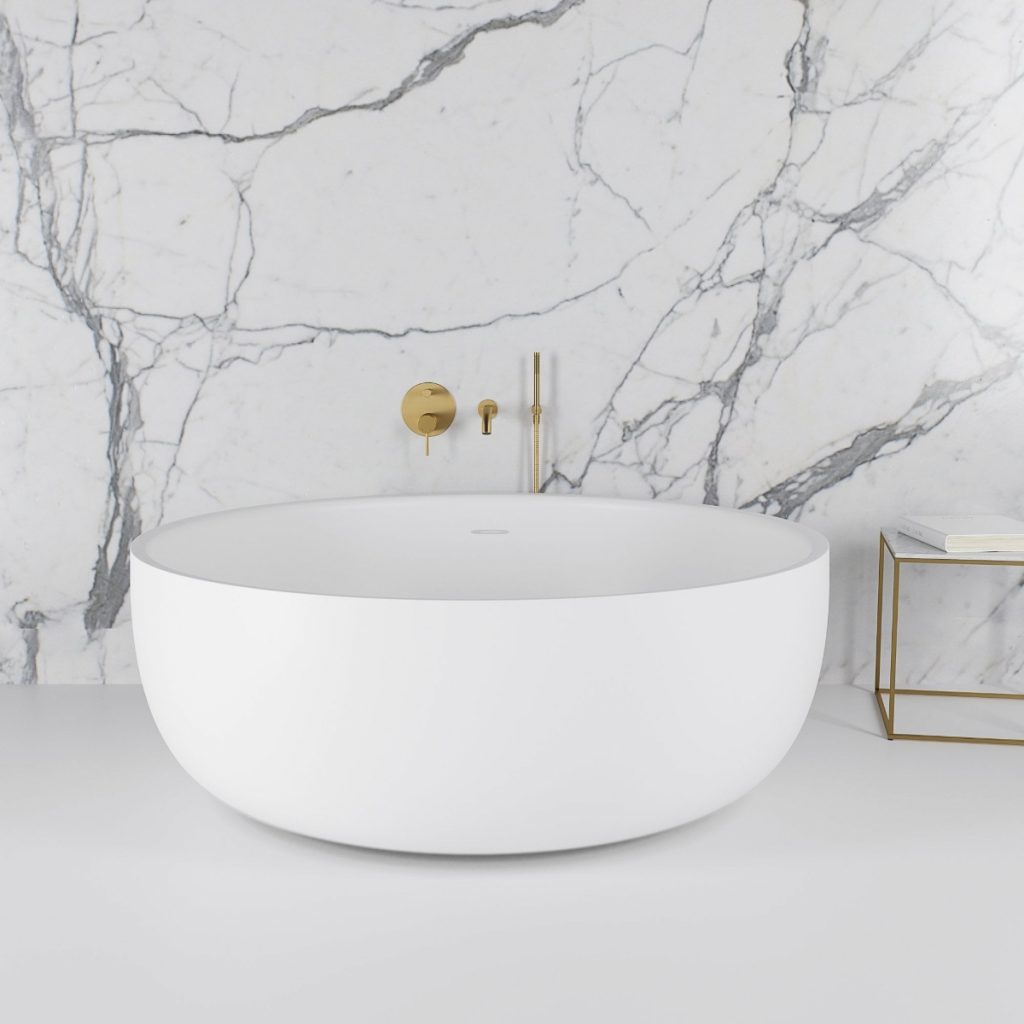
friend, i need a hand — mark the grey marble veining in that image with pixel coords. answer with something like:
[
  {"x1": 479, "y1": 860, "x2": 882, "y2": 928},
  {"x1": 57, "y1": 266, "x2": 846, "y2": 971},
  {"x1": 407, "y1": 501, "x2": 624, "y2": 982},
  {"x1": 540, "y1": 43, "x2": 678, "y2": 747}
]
[{"x1": 1, "y1": 0, "x2": 1023, "y2": 685}]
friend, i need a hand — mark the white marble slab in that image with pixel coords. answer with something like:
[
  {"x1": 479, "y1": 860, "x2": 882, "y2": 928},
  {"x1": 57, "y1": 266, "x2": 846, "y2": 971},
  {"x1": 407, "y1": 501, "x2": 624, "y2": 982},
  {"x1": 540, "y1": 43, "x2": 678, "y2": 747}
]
[{"x1": 1, "y1": 1, "x2": 1023, "y2": 685}]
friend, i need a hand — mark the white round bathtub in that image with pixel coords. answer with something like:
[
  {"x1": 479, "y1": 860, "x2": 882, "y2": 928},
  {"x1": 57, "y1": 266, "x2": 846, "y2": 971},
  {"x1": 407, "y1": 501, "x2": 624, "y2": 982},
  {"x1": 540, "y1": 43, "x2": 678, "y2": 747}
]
[{"x1": 130, "y1": 494, "x2": 829, "y2": 854}]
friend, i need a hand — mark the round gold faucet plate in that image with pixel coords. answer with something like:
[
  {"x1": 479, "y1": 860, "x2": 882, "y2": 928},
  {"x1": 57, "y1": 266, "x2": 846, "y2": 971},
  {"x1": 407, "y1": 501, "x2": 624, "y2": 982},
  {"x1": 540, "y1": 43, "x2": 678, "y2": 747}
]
[{"x1": 401, "y1": 382, "x2": 456, "y2": 438}]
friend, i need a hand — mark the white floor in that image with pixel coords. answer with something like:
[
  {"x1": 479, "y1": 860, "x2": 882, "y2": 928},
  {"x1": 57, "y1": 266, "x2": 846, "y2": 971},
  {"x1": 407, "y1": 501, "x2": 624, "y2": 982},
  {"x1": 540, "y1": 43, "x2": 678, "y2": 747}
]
[{"x1": 2, "y1": 685, "x2": 1023, "y2": 1024}]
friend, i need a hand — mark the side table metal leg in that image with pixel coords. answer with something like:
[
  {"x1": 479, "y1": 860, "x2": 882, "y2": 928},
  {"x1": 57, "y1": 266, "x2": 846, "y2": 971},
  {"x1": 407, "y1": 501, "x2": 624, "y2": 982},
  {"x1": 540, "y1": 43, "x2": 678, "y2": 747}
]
[
  {"x1": 874, "y1": 535, "x2": 885, "y2": 697},
  {"x1": 888, "y1": 558, "x2": 901, "y2": 735}
]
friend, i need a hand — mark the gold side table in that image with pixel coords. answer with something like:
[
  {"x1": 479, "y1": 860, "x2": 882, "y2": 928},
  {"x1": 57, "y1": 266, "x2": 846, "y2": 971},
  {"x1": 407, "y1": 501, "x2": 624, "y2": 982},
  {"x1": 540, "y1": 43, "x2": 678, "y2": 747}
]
[{"x1": 874, "y1": 528, "x2": 1024, "y2": 746}]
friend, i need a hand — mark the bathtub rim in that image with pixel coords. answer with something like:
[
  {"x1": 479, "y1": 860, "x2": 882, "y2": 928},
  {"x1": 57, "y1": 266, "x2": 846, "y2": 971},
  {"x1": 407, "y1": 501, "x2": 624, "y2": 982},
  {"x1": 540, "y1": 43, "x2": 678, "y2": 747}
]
[{"x1": 129, "y1": 493, "x2": 830, "y2": 603}]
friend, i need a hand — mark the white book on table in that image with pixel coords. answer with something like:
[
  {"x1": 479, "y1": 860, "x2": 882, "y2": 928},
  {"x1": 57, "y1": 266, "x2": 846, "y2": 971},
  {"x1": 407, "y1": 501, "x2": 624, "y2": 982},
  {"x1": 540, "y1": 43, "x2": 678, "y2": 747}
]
[{"x1": 898, "y1": 514, "x2": 1024, "y2": 553}]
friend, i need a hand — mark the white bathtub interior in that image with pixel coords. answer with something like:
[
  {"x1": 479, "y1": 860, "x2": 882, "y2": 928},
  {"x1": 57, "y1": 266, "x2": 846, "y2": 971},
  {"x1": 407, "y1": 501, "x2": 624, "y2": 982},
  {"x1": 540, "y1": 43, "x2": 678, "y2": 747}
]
[{"x1": 132, "y1": 494, "x2": 822, "y2": 599}]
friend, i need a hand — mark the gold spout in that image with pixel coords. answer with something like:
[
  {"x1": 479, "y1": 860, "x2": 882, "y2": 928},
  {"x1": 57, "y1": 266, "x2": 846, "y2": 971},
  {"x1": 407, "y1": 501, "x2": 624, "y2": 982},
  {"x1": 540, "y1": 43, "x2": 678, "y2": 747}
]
[
  {"x1": 478, "y1": 399, "x2": 498, "y2": 435},
  {"x1": 531, "y1": 352, "x2": 542, "y2": 493}
]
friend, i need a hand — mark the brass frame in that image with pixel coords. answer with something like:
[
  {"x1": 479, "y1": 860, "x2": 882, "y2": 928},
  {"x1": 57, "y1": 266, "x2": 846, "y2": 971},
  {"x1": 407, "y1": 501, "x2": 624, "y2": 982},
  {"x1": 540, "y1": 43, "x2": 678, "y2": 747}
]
[
  {"x1": 873, "y1": 532, "x2": 1024, "y2": 746},
  {"x1": 531, "y1": 352, "x2": 542, "y2": 494}
]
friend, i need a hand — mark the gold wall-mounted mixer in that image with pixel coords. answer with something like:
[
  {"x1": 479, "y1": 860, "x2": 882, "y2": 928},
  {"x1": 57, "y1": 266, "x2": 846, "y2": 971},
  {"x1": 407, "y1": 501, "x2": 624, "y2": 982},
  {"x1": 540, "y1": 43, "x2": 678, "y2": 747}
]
[
  {"x1": 400, "y1": 353, "x2": 542, "y2": 491},
  {"x1": 400, "y1": 383, "x2": 456, "y2": 456}
]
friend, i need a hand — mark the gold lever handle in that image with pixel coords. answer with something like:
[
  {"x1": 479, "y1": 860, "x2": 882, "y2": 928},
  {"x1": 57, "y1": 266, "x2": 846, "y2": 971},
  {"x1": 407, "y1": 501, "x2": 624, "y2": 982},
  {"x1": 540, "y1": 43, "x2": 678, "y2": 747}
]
[
  {"x1": 418, "y1": 413, "x2": 438, "y2": 455},
  {"x1": 477, "y1": 400, "x2": 498, "y2": 435}
]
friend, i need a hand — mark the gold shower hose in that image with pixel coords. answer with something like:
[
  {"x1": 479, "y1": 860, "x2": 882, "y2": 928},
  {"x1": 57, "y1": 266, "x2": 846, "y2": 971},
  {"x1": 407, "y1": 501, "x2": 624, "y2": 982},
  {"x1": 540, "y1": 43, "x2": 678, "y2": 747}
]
[{"x1": 532, "y1": 352, "x2": 542, "y2": 494}]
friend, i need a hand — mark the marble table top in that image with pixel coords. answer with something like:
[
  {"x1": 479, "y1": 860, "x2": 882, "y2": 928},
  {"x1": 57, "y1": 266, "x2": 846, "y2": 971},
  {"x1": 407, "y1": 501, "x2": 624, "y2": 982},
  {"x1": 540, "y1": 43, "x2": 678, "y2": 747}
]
[{"x1": 882, "y1": 527, "x2": 1024, "y2": 564}]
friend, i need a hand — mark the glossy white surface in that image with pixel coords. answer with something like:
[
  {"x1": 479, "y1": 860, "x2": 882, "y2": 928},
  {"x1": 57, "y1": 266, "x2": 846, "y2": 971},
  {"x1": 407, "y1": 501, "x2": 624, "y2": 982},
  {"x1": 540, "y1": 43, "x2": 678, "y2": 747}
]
[
  {"x1": 131, "y1": 495, "x2": 829, "y2": 853},
  {"x1": 4, "y1": 685, "x2": 1022, "y2": 1024}
]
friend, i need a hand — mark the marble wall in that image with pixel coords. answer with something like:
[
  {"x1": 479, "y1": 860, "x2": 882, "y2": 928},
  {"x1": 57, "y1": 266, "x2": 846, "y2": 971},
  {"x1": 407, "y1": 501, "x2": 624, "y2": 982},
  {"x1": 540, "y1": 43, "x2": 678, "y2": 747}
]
[{"x1": 2, "y1": 0, "x2": 1023, "y2": 687}]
